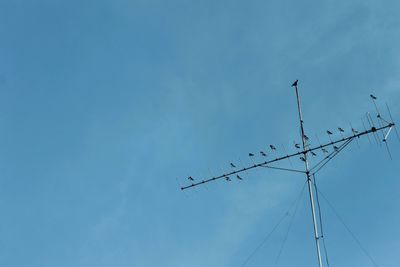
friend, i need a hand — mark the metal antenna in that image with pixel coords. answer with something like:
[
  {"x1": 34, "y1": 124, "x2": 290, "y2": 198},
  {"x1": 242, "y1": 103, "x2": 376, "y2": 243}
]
[
  {"x1": 293, "y1": 80, "x2": 323, "y2": 267},
  {"x1": 179, "y1": 80, "x2": 396, "y2": 267}
]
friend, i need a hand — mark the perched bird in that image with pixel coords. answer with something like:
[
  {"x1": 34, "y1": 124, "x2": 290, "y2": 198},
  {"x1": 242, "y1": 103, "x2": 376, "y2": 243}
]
[
  {"x1": 322, "y1": 148, "x2": 328, "y2": 153},
  {"x1": 236, "y1": 175, "x2": 243, "y2": 180},
  {"x1": 249, "y1": 153, "x2": 254, "y2": 157},
  {"x1": 225, "y1": 176, "x2": 231, "y2": 181},
  {"x1": 260, "y1": 151, "x2": 267, "y2": 157},
  {"x1": 370, "y1": 94, "x2": 377, "y2": 100},
  {"x1": 327, "y1": 130, "x2": 333, "y2": 135},
  {"x1": 270, "y1": 145, "x2": 276, "y2": 150},
  {"x1": 292, "y1": 79, "x2": 298, "y2": 87},
  {"x1": 338, "y1": 127, "x2": 344, "y2": 132},
  {"x1": 230, "y1": 163, "x2": 236, "y2": 168},
  {"x1": 295, "y1": 143, "x2": 301, "y2": 149},
  {"x1": 188, "y1": 176, "x2": 194, "y2": 181},
  {"x1": 311, "y1": 151, "x2": 317, "y2": 156},
  {"x1": 300, "y1": 156, "x2": 306, "y2": 162}
]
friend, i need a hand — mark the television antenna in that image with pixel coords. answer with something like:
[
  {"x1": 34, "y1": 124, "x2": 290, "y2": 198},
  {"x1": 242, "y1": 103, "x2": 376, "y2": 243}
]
[{"x1": 180, "y1": 80, "x2": 397, "y2": 267}]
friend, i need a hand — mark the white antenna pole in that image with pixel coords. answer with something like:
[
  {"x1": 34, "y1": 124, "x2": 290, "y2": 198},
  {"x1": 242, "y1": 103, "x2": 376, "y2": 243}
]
[{"x1": 292, "y1": 80, "x2": 324, "y2": 267}]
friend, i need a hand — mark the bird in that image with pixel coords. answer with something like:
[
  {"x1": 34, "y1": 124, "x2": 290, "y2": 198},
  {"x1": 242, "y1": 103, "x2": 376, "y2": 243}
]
[
  {"x1": 322, "y1": 148, "x2": 328, "y2": 153},
  {"x1": 230, "y1": 163, "x2": 236, "y2": 168},
  {"x1": 333, "y1": 145, "x2": 339, "y2": 151},
  {"x1": 188, "y1": 176, "x2": 194, "y2": 181},
  {"x1": 249, "y1": 153, "x2": 254, "y2": 157},
  {"x1": 295, "y1": 143, "x2": 300, "y2": 149},
  {"x1": 260, "y1": 151, "x2": 267, "y2": 157},
  {"x1": 338, "y1": 127, "x2": 344, "y2": 132},
  {"x1": 225, "y1": 176, "x2": 231, "y2": 181},
  {"x1": 270, "y1": 145, "x2": 276, "y2": 150},
  {"x1": 292, "y1": 79, "x2": 298, "y2": 87},
  {"x1": 327, "y1": 130, "x2": 333, "y2": 135},
  {"x1": 370, "y1": 94, "x2": 377, "y2": 100},
  {"x1": 300, "y1": 156, "x2": 306, "y2": 162},
  {"x1": 304, "y1": 135, "x2": 309, "y2": 141},
  {"x1": 311, "y1": 151, "x2": 317, "y2": 156},
  {"x1": 236, "y1": 175, "x2": 243, "y2": 180}
]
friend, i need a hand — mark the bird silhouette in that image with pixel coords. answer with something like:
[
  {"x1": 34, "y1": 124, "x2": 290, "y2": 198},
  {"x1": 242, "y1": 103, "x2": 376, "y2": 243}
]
[
  {"x1": 249, "y1": 153, "x2": 254, "y2": 157},
  {"x1": 370, "y1": 94, "x2": 377, "y2": 100},
  {"x1": 338, "y1": 127, "x2": 344, "y2": 132},
  {"x1": 292, "y1": 79, "x2": 298, "y2": 87},
  {"x1": 311, "y1": 151, "x2": 317, "y2": 156},
  {"x1": 225, "y1": 176, "x2": 231, "y2": 181},
  {"x1": 295, "y1": 143, "x2": 301, "y2": 149},
  {"x1": 304, "y1": 135, "x2": 309, "y2": 141},
  {"x1": 236, "y1": 175, "x2": 243, "y2": 180},
  {"x1": 327, "y1": 130, "x2": 333, "y2": 135},
  {"x1": 270, "y1": 145, "x2": 276, "y2": 150},
  {"x1": 188, "y1": 176, "x2": 194, "y2": 181},
  {"x1": 300, "y1": 156, "x2": 306, "y2": 162},
  {"x1": 333, "y1": 146, "x2": 339, "y2": 151},
  {"x1": 260, "y1": 151, "x2": 267, "y2": 157},
  {"x1": 322, "y1": 148, "x2": 328, "y2": 153},
  {"x1": 230, "y1": 163, "x2": 236, "y2": 168}
]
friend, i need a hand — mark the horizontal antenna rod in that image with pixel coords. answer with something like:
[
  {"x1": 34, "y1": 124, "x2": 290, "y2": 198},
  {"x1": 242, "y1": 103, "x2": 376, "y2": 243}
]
[{"x1": 181, "y1": 123, "x2": 394, "y2": 190}]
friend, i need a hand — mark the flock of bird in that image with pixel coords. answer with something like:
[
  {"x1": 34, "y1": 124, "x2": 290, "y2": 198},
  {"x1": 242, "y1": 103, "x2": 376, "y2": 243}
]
[
  {"x1": 186, "y1": 94, "x2": 380, "y2": 183},
  {"x1": 186, "y1": 125, "x2": 362, "y2": 183}
]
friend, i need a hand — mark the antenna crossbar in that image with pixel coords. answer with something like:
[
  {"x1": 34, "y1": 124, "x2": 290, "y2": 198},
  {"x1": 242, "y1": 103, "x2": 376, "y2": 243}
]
[{"x1": 181, "y1": 123, "x2": 394, "y2": 190}]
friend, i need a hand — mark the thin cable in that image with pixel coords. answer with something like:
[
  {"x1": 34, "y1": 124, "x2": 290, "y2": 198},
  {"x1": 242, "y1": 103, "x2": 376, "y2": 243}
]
[
  {"x1": 240, "y1": 212, "x2": 287, "y2": 267},
  {"x1": 317, "y1": 189, "x2": 380, "y2": 267},
  {"x1": 273, "y1": 182, "x2": 306, "y2": 267},
  {"x1": 241, "y1": 181, "x2": 307, "y2": 267},
  {"x1": 312, "y1": 174, "x2": 330, "y2": 267}
]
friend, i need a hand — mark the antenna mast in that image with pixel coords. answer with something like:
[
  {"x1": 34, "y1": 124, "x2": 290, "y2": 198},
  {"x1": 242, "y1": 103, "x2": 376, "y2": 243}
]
[
  {"x1": 293, "y1": 80, "x2": 323, "y2": 267},
  {"x1": 180, "y1": 80, "x2": 397, "y2": 266}
]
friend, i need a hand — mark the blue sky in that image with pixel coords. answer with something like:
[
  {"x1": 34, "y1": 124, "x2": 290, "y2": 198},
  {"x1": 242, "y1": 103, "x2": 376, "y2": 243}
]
[{"x1": 0, "y1": 0, "x2": 399, "y2": 266}]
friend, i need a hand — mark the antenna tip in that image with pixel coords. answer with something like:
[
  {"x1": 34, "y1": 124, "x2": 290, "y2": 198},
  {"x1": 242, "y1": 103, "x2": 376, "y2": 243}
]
[{"x1": 291, "y1": 79, "x2": 298, "y2": 87}]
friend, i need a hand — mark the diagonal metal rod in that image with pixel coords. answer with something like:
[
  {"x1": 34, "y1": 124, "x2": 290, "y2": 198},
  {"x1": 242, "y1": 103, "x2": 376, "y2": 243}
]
[
  {"x1": 309, "y1": 137, "x2": 354, "y2": 173},
  {"x1": 311, "y1": 138, "x2": 354, "y2": 176},
  {"x1": 259, "y1": 165, "x2": 306, "y2": 173},
  {"x1": 180, "y1": 123, "x2": 393, "y2": 190}
]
